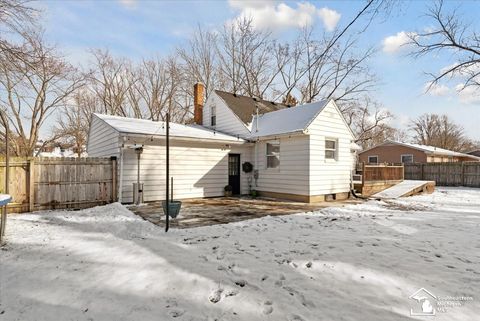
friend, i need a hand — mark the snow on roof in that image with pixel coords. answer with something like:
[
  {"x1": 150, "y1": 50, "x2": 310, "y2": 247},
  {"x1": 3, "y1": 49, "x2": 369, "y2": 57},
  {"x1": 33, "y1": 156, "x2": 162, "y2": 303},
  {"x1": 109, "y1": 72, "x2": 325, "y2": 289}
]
[
  {"x1": 388, "y1": 141, "x2": 480, "y2": 159},
  {"x1": 94, "y1": 114, "x2": 245, "y2": 143},
  {"x1": 249, "y1": 100, "x2": 329, "y2": 138}
]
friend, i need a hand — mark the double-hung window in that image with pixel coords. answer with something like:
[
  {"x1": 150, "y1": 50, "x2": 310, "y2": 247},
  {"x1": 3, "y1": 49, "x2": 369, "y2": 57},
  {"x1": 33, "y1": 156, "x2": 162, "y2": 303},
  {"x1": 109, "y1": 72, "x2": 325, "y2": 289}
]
[
  {"x1": 266, "y1": 141, "x2": 280, "y2": 169},
  {"x1": 325, "y1": 139, "x2": 337, "y2": 160}
]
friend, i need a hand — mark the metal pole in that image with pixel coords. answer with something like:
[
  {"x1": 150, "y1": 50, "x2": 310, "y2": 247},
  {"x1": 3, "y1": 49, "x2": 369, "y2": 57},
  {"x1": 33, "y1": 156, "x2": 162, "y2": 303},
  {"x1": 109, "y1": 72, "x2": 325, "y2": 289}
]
[
  {"x1": 0, "y1": 110, "x2": 9, "y2": 241},
  {"x1": 136, "y1": 149, "x2": 140, "y2": 205},
  {"x1": 165, "y1": 113, "x2": 170, "y2": 232}
]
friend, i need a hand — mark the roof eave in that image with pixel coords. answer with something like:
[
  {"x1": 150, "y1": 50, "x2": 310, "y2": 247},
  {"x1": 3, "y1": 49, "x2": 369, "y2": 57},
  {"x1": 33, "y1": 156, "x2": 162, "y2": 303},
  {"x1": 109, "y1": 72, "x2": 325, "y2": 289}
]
[{"x1": 119, "y1": 132, "x2": 249, "y2": 145}]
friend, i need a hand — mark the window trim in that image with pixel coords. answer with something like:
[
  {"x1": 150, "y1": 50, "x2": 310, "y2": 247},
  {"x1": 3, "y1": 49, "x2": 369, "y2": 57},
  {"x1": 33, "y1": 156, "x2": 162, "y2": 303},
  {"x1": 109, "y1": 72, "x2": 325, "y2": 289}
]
[
  {"x1": 325, "y1": 138, "x2": 338, "y2": 160},
  {"x1": 368, "y1": 155, "x2": 379, "y2": 164},
  {"x1": 266, "y1": 140, "x2": 280, "y2": 169},
  {"x1": 400, "y1": 154, "x2": 414, "y2": 164}
]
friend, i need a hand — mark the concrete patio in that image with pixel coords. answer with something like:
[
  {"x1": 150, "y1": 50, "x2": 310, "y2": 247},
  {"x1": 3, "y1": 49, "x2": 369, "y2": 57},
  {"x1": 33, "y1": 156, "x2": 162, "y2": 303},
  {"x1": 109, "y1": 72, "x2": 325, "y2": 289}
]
[{"x1": 128, "y1": 197, "x2": 359, "y2": 229}]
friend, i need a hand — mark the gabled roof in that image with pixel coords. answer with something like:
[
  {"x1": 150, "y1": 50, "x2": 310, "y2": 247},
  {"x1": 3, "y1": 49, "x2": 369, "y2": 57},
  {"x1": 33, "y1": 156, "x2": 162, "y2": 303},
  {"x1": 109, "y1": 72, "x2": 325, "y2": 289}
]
[
  {"x1": 361, "y1": 140, "x2": 480, "y2": 160},
  {"x1": 249, "y1": 100, "x2": 329, "y2": 138},
  {"x1": 93, "y1": 113, "x2": 245, "y2": 143},
  {"x1": 467, "y1": 149, "x2": 480, "y2": 157},
  {"x1": 214, "y1": 90, "x2": 288, "y2": 124}
]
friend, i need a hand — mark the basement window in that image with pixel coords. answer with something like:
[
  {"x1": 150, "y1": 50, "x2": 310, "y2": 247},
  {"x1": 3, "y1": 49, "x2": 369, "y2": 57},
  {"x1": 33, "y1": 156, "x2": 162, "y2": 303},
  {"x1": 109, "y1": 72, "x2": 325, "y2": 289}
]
[
  {"x1": 266, "y1": 141, "x2": 280, "y2": 169},
  {"x1": 325, "y1": 139, "x2": 337, "y2": 160},
  {"x1": 401, "y1": 154, "x2": 414, "y2": 164},
  {"x1": 211, "y1": 105, "x2": 216, "y2": 126}
]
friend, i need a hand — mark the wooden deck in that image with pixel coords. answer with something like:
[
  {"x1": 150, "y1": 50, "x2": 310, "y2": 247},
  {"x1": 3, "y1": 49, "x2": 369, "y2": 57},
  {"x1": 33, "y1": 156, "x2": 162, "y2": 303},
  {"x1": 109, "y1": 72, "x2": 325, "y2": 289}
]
[{"x1": 128, "y1": 197, "x2": 359, "y2": 229}]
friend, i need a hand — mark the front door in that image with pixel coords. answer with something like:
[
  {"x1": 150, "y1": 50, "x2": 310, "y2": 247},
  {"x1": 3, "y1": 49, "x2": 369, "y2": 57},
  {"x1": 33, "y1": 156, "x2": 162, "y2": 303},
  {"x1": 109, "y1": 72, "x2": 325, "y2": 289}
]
[{"x1": 228, "y1": 154, "x2": 241, "y2": 195}]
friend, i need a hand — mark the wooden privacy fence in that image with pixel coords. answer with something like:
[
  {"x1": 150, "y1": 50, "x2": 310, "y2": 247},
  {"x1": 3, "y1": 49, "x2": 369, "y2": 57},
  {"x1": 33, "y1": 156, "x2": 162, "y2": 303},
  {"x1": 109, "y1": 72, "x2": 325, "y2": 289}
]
[
  {"x1": 404, "y1": 162, "x2": 480, "y2": 187},
  {"x1": 362, "y1": 163, "x2": 404, "y2": 183},
  {"x1": 0, "y1": 157, "x2": 117, "y2": 213}
]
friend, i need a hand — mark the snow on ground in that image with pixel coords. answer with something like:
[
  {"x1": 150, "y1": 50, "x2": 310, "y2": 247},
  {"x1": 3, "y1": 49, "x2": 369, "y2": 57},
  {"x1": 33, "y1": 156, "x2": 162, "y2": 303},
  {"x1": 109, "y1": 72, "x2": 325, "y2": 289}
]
[{"x1": 1, "y1": 187, "x2": 479, "y2": 321}]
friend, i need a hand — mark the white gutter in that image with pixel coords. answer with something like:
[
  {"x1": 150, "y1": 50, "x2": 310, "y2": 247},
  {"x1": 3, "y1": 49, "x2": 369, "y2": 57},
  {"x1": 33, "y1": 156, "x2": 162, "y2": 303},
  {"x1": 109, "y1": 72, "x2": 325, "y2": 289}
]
[
  {"x1": 120, "y1": 133, "x2": 249, "y2": 146},
  {"x1": 250, "y1": 130, "x2": 306, "y2": 141}
]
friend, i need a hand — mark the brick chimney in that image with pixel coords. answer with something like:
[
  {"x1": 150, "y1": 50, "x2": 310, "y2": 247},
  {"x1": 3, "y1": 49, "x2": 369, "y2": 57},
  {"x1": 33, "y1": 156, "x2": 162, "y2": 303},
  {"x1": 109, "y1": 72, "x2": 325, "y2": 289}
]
[{"x1": 193, "y1": 82, "x2": 204, "y2": 125}]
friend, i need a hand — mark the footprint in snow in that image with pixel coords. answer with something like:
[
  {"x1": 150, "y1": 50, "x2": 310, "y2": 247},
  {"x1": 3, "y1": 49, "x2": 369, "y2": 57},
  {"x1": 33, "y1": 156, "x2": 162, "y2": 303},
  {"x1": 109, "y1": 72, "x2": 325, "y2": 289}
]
[
  {"x1": 234, "y1": 280, "x2": 247, "y2": 287},
  {"x1": 209, "y1": 288, "x2": 223, "y2": 303},
  {"x1": 262, "y1": 300, "x2": 273, "y2": 315},
  {"x1": 289, "y1": 314, "x2": 306, "y2": 321},
  {"x1": 169, "y1": 309, "x2": 185, "y2": 318}
]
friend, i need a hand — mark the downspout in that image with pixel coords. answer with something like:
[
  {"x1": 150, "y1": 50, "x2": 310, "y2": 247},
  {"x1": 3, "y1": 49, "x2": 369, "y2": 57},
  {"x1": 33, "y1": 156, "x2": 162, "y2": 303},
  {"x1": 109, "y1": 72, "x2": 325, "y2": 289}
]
[{"x1": 118, "y1": 144, "x2": 124, "y2": 203}]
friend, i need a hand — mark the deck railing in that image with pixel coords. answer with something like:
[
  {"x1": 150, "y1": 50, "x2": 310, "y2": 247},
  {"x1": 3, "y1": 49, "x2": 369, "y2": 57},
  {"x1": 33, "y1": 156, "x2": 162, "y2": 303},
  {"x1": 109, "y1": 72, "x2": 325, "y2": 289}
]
[{"x1": 361, "y1": 163, "x2": 404, "y2": 184}]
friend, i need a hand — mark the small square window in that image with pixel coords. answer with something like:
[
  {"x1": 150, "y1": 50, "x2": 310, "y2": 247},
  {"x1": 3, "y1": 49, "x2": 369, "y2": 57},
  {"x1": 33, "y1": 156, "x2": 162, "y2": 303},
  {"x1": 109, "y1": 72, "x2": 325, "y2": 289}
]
[
  {"x1": 368, "y1": 156, "x2": 378, "y2": 164},
  {"x1": 266, "y1": 141, "x2": 280, "y2": 169},
  {"x1": 401, "y1": 154, "x2": 413, "y2": 164}
]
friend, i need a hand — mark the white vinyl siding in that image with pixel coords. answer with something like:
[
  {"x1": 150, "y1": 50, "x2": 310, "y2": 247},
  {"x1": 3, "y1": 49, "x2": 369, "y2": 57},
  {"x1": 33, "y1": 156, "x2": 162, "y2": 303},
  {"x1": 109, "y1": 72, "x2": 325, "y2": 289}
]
[
  {"x1": 86, "y1": 115, "x2": 121, "y2": 157},
  {"x1": 307, "y1": 101, "x2": 355, "y2": 196},
  {"x1": 255, "y1": 135, "x2": 310, "y2": 196},
  {"x1": 120, "y1": 141, "x2": 252, "y2": 203},
  {"x1": 203, "y1": 92, "x2": 251, "y2": 138}
]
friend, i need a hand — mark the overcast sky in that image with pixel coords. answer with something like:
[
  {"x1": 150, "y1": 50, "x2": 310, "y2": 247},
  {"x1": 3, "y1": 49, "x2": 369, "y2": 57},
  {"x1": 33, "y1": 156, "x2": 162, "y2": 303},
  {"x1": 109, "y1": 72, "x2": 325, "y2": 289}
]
[{"x1": 39, "y1": 0, "x2": 480, "y2": 140}]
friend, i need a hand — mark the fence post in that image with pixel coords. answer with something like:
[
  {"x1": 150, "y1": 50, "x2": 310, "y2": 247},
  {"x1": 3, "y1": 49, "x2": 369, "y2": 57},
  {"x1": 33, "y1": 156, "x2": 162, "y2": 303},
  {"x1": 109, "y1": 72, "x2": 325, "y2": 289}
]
[
  {"x1": 361, "y1": 162, "x2": 365, "y2": 186},
  {"x1": 111, "y1": 156, "x2": 117, "y2": 202},
  {"x1": 461, "y1": 162, "x2": 465, "y2": 187},
  {"x1": 28, "y1": 158, "x2": 35, "y2": 212},
  {"x1": 421, "y1": 163, "x2": 424, "y2": 180}
]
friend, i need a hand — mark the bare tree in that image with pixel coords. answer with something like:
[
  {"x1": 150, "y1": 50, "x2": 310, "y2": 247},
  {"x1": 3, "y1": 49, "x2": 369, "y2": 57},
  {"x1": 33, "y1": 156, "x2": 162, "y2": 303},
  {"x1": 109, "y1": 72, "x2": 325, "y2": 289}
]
[
  {"x1": 88, "y1": 49, "x2": 139, "y2": 117},
  {"x1": 341, "y1": 97, "x2": 396, "y2": 148},
  {"x1": 279, "y1": 28, "x2": 376, "y2": 104},
  {"x1": 0, "y1": 0, "x2": 38, "y2": 58},
  {"x1": 133, "y1": 56, "x2": 189, "y2": 122},
  {"x1": 55, "y1": 89, "x2": 98, "y2": 157},
  {"x1": 217, "y1": 18, "x2": 282, "y2": 99},
  {"x1": 410, "y1": 0, "x2": 480, "y2": 92},
  {"x1": 177, "y1": 25, "x2": 220, "y2": 97},
  {"x1": 273, "y1": 0, "x2": 391, "y2": 101},
  {"x1": 410, "y1": 113, "x2": 474, "y2": 152},
  {"x1": 0, "y1": 33, "x2": 84, "y2": 156}
]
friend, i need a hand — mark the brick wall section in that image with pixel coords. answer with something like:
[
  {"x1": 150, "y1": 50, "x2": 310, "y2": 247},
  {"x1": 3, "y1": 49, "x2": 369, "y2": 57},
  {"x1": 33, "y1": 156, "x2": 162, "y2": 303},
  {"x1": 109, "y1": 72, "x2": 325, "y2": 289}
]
[{"x1": 359, "y1": 145, "x2": 427, "y2": 164}]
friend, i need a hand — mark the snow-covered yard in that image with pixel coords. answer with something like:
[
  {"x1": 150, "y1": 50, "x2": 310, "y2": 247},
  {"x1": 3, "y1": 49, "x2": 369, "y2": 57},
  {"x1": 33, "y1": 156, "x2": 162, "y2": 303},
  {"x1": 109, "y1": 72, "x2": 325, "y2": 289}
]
[{"x1": 1, "y1": 187, "x2": 479, "y2": 321}]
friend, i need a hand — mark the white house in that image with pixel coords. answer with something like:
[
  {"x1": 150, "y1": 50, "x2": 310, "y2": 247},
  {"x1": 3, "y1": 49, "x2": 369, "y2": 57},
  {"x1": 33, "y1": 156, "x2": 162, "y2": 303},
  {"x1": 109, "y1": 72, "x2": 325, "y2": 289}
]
[{"x1": 87, "y1": 83, "x2": 358, "y2": 203}]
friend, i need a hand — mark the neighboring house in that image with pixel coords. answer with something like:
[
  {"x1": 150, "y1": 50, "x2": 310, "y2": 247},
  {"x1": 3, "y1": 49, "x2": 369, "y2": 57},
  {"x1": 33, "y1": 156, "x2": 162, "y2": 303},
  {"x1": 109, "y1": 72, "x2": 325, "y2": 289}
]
[
  {"x1": 359, "y1": 141, "x2": 480, "y2": 164},
  {"x1": 87, "y1": 83, "x2": 358, "y2": 203},
  {"x1": 36, "y1": 142, "x2": 86, "y2": 157},
  {"x1": 468, "y1": 149, "x2": 480, "y2": 157}
]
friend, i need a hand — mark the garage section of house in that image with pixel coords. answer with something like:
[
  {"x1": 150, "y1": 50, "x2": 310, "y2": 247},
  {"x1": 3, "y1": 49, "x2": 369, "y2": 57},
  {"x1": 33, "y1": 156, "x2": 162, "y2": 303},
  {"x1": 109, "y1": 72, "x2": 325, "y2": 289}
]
[{"x1": 87, "y1": 84, "x2": 359, "y2": 203}]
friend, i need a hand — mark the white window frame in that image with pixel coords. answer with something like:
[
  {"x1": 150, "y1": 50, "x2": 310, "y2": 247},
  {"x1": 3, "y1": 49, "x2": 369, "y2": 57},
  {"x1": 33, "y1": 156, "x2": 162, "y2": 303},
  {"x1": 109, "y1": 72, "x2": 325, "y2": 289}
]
[
  {"x1": 400, "y1": 154, "x2": 414, "y2": 164},
  {"x1": 368, "y1": 155, "x2": 378, "y2": 164},
  {"x1": 325, "y1": 138, "x2": 338, "y2": 160},
  {"x1": 210, "y1": 105, "x2": 216, "y2": 126},
  {"x1": 266, "y1": 140, "x2": 280, "y2": 169}
]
